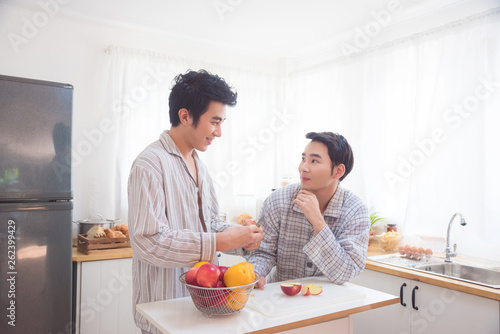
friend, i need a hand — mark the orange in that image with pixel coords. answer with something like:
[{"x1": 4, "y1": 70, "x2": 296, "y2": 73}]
[
  {"x1": 193, "y1": 261, "x2": 210, "y2": 268},
  {"x1": 239, "y1": 262, "x2": 255, "y2": 281},
  {"x1": 223, "y1": 262, "x2": 255, "y2": 287},
  {"x1": 224, "y1": 288, "x2": 248, "y2": 311}
]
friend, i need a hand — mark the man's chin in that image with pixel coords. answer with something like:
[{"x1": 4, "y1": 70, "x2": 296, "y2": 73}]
[
  {"x1": 195, "y1": 144, "x2": 209, "y2": 152},
  {"x1": 300, "y1": 183, "x2": 311, "y2": 191}
]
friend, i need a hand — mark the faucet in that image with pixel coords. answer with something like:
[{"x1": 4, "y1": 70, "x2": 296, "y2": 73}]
[{"x1": 445, "y1": 212, "x2": 467, "y2": 263}]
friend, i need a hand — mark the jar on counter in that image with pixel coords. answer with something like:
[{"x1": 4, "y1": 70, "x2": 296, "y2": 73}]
[{"x1": 386, "y1": 223, "x2": 397, "y2": 232}]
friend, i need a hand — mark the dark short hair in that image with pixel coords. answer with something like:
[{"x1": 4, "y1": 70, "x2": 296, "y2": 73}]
[
  {"x1": 169, "y1": 69, "x2": 237, "y2": 127},
  {"x1": 305, "y1": 132, "x2": 354, "y2": 181}
]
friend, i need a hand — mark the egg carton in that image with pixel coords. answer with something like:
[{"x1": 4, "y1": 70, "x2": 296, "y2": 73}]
[{"x1": 368, "y1": 254, "x2": 437, "y2": 269}]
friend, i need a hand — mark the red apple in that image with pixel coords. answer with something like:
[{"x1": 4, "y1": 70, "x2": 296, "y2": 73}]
[
  {"x1": 280, "y1": 283, "x2": 302, "y2": 296},
  {"x1": 196, "y1": 263, "x2": 221, "y2": 288},
  {"x1": 209, "y1": 280, "x2": 229, "y2": 307},
  {"x1": 218, "y1": 266, "x2": 229, "y2": 281},
  {"x1": 194, "y1": 280, "x2": 228, "y2": 308},
  {"x1": 215, "y1": 280, "x2": 226, "y2": 288},
  {"x1": 185, "y1": 267, "x2": 199, "y2": 286},
  {"x1": 198, "y1": 283, "x2": 229, "y2": 307}
]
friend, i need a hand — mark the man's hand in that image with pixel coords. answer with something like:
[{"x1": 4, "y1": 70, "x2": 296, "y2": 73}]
[
  {"x1": 216, "y1": 224, "x2": 263, "y2": 252},
  {"x1": 255, "y1": 275, "x2": 266, "y2": 290},
  {"x1": 293, "y1": 190, "x2": 326, "y2": 235}
]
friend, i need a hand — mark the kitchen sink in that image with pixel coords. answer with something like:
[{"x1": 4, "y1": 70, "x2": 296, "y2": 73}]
[{"x1": 414, "y1": 262, "x2": 500, "y2": 289}]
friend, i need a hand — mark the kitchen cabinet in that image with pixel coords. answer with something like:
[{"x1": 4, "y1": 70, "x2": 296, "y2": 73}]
[
  {"x1": 350, "y1": 269, "x2": 500, "y2": 334},
  {"x1": 73, "y1": 258, "x2": 140, "y2": 334}
]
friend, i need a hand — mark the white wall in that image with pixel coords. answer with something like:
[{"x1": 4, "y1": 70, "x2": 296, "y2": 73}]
[{"x1": 2, "y1": 1, "x2": 498, "y2": 246}]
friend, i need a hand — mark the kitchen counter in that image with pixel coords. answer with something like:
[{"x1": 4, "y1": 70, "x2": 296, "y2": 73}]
[
  {"x1": 71, "y1": 243, "x2": 500, "y2": 301},
  {"x1": 72, "y1": 246, "x2": 133, "y2": 262},
  {"x1": 137, "y1": 276, "x2": 399, "y2": 334},
  {"x1": 366, "y1": 242, "x2": 500, "y2": 301}
]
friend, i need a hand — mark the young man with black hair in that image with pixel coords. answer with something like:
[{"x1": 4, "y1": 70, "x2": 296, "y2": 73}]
[
  {"x1": 128, "y1": 70, "x2": 263, "y2": 334},
  {"x1": 248, "y1": 132, "x2": 369, "y2": 289}
]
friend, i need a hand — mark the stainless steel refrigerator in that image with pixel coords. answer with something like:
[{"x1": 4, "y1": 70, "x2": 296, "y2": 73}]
[{"x1": 0, "y1": 75, "x2": 73, "y2": 334}]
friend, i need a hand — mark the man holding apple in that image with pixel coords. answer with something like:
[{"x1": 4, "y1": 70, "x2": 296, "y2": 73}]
[
  {"x1": 128, "y1": 70, "x2": 263, "y2": 334},
  {"x1": 247, "y1": 132, "x2": 369, "y2": 289}
]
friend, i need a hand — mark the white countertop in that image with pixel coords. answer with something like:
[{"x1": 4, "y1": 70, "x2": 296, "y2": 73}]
[{"x1": 137, "y1": 277, "x2": 398, "y2": 334}]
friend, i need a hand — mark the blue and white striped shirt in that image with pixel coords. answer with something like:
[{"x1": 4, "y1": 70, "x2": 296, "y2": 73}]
[{"x1": 247, "y1": 183, "x2": 369, "y2": 285}]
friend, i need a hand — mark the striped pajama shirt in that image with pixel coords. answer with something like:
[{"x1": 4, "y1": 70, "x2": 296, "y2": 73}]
[{"x1": 128, "y1": 130, "x2": 235, "y2": 333}]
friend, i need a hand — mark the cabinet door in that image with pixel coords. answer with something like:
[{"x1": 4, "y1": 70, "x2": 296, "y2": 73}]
[
  {"x1": 351, "y1": 269, "x2": 500, "y2": 334},
  {"x1": 411, "y1": 281, "x2": 500, "y2": 334},
  {"x1": 350, "y1": 270, "x2": 411, "y2": 334},
  {"x1": 79, "y1": 258, "x2": 141, "y2": 334}
]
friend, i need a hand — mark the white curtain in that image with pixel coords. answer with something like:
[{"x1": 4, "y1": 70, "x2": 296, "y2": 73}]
[
  {"x1": 93, "y1": 46, "x2": 280, "y2": 224},
  {"x1": 282, "y1": 8, "x2": 500, "y2": 261},
  {"x1": 94, "y1": 7, "x2": 500, "y2": 261}
]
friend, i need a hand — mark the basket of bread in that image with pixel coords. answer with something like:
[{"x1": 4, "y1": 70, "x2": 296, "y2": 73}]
[{"x1": 77, "y1": 223, "x2": 130, "y2": 254}]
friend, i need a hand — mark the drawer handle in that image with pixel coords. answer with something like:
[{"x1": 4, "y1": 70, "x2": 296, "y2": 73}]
[
  {"x1": 400, "y1": 283, "x2": 407, "y2": 307},
  {"x1": 412, "y1": 286, "x2": 419, "y2": 310}
]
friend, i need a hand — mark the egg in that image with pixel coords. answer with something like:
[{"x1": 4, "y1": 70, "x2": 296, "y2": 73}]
[
  {"x1": 398, "y1": 245, "x2": 405, "y2": 255},
  {"x1": 425, "y1": 248, "x2": 433, "y2": 255}
]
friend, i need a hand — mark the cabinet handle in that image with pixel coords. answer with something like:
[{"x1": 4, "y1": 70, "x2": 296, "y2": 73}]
[
  {"x1": 412, "y1": 286, "x2": 419, "y2": 310},
  {"x1": 400, "y1": 283, "x2": 407, "y2": 307}
]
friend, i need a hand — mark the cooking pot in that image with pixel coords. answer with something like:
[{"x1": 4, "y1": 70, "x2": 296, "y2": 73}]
[{"x1": 73, "y1": 215, "x2": 121, "y2": 235}]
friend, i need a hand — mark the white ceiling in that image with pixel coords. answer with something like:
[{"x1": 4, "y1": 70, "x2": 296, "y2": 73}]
[
  {"x1": 65, "y1": 0, "x2": 400, "y2": 58},
  {"x1": 2, "y1": 0, "x2": 493, "y2": 59}
]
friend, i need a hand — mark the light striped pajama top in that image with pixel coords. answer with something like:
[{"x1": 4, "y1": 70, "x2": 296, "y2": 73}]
[{"x1": 128, "y1": 130, "x2": 233, "y2": 333}]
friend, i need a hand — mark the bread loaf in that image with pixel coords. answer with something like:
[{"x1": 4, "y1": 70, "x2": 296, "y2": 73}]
[
  {"x1": 87, "y1": 226, "x2": 105, "y2": 238},
  {"x1": 112, "y1": 224, "x2": 129, "y2": 237}
]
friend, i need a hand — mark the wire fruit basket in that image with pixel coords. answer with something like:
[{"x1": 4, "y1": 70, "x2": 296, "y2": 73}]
[{"x1": 179, "y1": 272, "x2": 260, "y2": 317}]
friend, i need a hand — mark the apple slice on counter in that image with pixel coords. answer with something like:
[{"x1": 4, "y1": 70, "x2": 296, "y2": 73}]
[
  {"x1": 301, "y1": 284, "x2": 322, "y2": 296},
  {"x1": 280, "y1": 283, "x2": 302, "y2": 296}
]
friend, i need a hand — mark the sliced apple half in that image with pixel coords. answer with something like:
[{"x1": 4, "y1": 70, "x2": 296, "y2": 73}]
[
  {"x1": 280, "y1": 283, "x2": 302, "y2": 296},
  {"x1": 301, "y1": 284, "x2": 322, "y2": 296}
]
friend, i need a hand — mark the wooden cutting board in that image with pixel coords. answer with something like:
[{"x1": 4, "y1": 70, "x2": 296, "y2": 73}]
[{"x1": 246, "y1": 277, "x2": 366, "y2": 317}]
